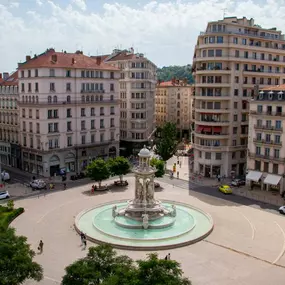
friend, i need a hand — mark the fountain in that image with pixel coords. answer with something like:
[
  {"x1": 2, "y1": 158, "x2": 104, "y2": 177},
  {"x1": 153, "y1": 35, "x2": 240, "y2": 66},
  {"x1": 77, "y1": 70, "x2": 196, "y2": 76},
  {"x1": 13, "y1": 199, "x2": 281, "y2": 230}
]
[{"x1": 75, "y1": 146, "x2": 213, "y2": 250}]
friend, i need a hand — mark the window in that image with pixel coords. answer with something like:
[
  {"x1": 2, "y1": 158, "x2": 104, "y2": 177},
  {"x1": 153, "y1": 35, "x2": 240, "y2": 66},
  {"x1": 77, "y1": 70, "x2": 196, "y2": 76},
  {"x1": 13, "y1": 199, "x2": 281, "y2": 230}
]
[
  {"x1": 264, "y1": 162, "x2": 269, "y2": 172},
  {"x1": 216, "y1": 153, "x2": 222, "y2": 160},
  {"x1": 91, "y1": 107, "x2": 95, "y2": 116},
  {"x1": 110, "y1": 106, "x2": 115, "y2": 115},
  {"x1": 36, "y1": 123, "x2": 40, "y2": 133},
  {"x1": 235, "y1": 50, "x2": 239, "y2": 57},
  {"x1": 275, "y1": 120, "x2": 282, "y2": 129},
  {"x1": 81, "y1": 121, "x2": 86, "y2": 130},
  {"x1": 266, "y1": 120, "x2": 271, "y2": 128},
  {"x1": 50, "y1": 83, "x2": 55, "y2": 91},
  {"x1": 100, "y1": 133, "x2": 104, "y2": 142},
  {"x1": 91, "y1": 120, "x2": 95, "y2": 129},
  {"x1": 81, "y1": 135, "x2": 86, "y2": 145},
  {"x1": 49, "y1": 69, "x2": 55, "y2": 77},
  {"x1": 205, "y1": 152, "x2": 211, "y2": 159},
  {"x1": 91, "y1": 134, "x2": 95, "y2": 143},
  {"x1": 274, "y1": 149, "x2": 280, "y2": 158},
  {"x1": 66, "y1": 70, "x2": 71, "y2": 77},
  {"x1": 275, "y1": 135, "x2": 281, "y2": 144},
  {"x1": 21, "y1": 83, "x2": 25, "y2": 92},
  {"x1": 217, "y1": 36, "x2": 223, "y2": 43},
  {"x1": 257, "y1": 105, "x2": 263, "y2": 113},
  {"x1": 242, "y1": 38, "x2": 247, "y2": 45},
  {"x1": 233, "y1": 114, "x2": 238, "y2": 121},
  {"x1": 35, "y1": 69, "x2": 38, "y2": 77},
  {"x1": 232, "y1": 152, "x2": 236, "y2": 159},
  {"x1": 35, "y1": 82, "x2": 39, "y2": 92},
  {"x1": 67, "y1": 95, "x2": 71, "y2": 103},
  {"x1": 215, "y1": 50, "x2": 222, "y2": 57},
  {"x1": 209, "y1": 36, "x2": 215, "y2": 43},
  {"x1": 67, "y1": 121, "x2": 72, "y2": 131},
  {"x1": 100, "y1": 107, "x2": 104, "y2": 115},
  {"x1": 233, "y1": 37, "x2": 238, "y2": 44},
  {"x1": 100, "y1": 119, "x2": 104, "y2": 128},
  {"x1": 255, "y1": 160, "x2": 261, "y2": 171},
  {"x1": 66, "y1": 83, "x2": 71, "y2": 91},
  {"x1": 110, "y1": 118, "x2": 115, "y2": 127},
  {"x1": 257, "y1": 119, "x2": 262, "y2": 127},
  {"x1": 265, "y1": 148, "x2": 270, "y2": 157},
  {"x1": 208, "y1": 50, "x2": 214, "y2": 57},
  {"x1": 47, "y1": 110, "x2": 53, "y2": 119},
  {"x1": 67, "y1": 136, "x2": 72, "y2": 146},
  {"x1": 265, "y1": 134, "x2": 271, "y2": 142},
  {"x1": 233, "y1": 127, "x2": 237, "y2": 134},
  {"x1": 256, "y1": 146, "x2": 261, "y2": 155},
  {"x1": 273, "y1": 163, "x2": 279, "y2": 174},
  {"x1": 81, "y1": 108, "x2": 85, "y2": 117},
  {"x1": 110, "y1": 72, "x2": 114, "y2": 79},
  {"x1": 110, "y1": 83, "x2": 114, "y2": 91},
  {"x1": 67, "y1": 108, "x2": 72, "y2": 118},
  {"x1": 234, "y1": 89, "x2": 238, "y2": 96}
]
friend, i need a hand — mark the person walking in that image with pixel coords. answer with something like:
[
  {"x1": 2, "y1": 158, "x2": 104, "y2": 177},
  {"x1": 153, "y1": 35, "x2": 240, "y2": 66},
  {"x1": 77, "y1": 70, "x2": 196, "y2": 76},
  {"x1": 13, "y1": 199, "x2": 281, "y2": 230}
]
[
  {"x1": 83, "y1": 238, "x2": 87, "y2": 250},
  {"x1": 177, "y1": 171, "x2": 179, "y2": 179},
  {"x1": 164, "y1": 253, "x2": 171, "y2": 260},
  {"x1": 80, "y1": 231, "x2": 85, "y2": 245},
  {"x1": 38, "y1": 240, "x2": 44, "y2": 254}
]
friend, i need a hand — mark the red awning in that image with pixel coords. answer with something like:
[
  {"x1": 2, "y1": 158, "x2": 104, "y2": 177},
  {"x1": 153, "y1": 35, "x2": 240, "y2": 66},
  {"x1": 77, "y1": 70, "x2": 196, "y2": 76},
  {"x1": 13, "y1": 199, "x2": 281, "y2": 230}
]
[
  {"x1": 213, "y1": 127, "x2": 222, "y2": 132},
  {"x1": 196, "y1": 126, "x2": 204, "y2": 132},
  {"x1": 203, "y1": 127, "x2": 212, "y2": 132}
]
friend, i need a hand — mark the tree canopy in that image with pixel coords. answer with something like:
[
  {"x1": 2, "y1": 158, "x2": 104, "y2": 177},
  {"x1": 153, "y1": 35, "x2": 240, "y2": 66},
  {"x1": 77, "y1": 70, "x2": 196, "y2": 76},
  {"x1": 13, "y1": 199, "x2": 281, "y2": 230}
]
[
  {"x1": 62, "y1": 245, "x2": 191, "y2": 285},
  {"x1": 87, "y1": 159, "x2": 110, "y2": 187},
  {"x1": 157, "y1": 65, "x2": 194, "y2": 84},
  {"x1": 107, "y1": 156, "x2": 131, "y2": 181},
  {"x1": 150, "y1": 158, "x2": 165, "y2": 178},
  {"x1": 155, "y1": 122, "x2": 178, "y2": 161},
  {"x1": 0, "y1": 227, "x2": 43, "y2": 285}
]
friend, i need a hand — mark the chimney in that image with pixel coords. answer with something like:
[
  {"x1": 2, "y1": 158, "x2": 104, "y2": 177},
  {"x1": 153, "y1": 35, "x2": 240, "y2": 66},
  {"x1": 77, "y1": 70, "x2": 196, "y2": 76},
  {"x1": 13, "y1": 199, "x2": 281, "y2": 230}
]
[
  {"x1": 96, "y1": 56, "x2": 102, "y2": 65},
  {"x1": 26, "y1": 55, "x2": 31, "y2": 62},
  {"x1": 72, "y1": 58, "x2": 75, "y2": 64},
  {"x1": 3, "y1": 73, "x2": 9, "y2": 80},
  {"x1": 51, "y1": 54, "x2": 57, "y2": 62}
]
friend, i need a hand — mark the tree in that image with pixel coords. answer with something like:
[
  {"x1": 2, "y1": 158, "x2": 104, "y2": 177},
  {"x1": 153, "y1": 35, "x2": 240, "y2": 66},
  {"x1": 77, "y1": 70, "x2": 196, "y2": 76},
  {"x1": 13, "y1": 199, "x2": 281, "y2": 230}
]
[
  {"x1": 62, "y1": 244, "x2": 135, "y2": 285},
  {"x1": 62, "y1": 245, "x2": 192, "y2": 285},
  {"x1": 155, "y1": 122, "x2": 178, "y2": 161},
  {"x1": 0, "y1": 228, "x2": 43, "y2": 285},
  {"x1": 107, "y1": 156, "x2": 131, "y2": 182},
  {"x1": 7, "y1": 200, "x2": 14, "y2": 211},
  {"x1": 157, "y1": 65, "x2": 194, "y2": 84},
  {"x1": 150, "y1": 158, "x2": 165, "y2": 178},
  {"x1": 87, "y1": 159, "x2": 110, "y2": 188},
  {"x1": 136, "y1": 253, "x2": 191, "y2": 285}
]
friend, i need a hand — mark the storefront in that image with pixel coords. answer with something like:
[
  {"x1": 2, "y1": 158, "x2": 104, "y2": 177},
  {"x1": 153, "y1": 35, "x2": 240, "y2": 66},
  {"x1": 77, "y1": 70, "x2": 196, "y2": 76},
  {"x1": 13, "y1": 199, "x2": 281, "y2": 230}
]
[
  {"x1": 246, "y1": 170, "x2": 263, "y2": 189},
  {"x1": 64, "y1": 152, "x2": 75, "y2": 173},
  {"x1": 263, "y1": 174, "x2": 282, "y2": 193}
]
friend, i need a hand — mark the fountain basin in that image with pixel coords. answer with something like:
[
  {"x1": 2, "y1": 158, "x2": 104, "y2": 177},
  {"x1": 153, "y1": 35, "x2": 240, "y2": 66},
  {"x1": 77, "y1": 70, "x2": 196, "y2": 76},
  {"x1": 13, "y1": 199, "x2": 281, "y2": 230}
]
[{"x1": 75, "y1": 199, "x2": 213, "y2": 250}]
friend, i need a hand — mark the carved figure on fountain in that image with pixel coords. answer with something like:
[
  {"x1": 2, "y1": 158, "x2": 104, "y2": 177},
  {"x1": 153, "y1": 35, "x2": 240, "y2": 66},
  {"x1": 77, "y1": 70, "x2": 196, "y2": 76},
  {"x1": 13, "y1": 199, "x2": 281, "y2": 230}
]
[
  {"x1": 142, "y1": 214, "x2": 149, "y2": 229},
  {"x1": 112, "y1": 205, "x2": 118, "y2": 218}
]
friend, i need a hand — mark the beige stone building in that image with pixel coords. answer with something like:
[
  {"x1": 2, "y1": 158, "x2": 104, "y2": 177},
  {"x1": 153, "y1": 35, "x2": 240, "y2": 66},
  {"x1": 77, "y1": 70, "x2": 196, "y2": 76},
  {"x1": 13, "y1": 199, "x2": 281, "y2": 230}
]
[
  {"x1": 247, "y1": 85, "x2": 285, "y2": 194},
  {"x1": 0, "y1": 72, "x2": 21, "y2": 168},
  {"x1": 192, "y1": 16, "x2": 285, "y2": 178},
  {"x1": 93, "y1": 48, "x2": 157, "y2": 155},
  {"x1": 18, "y1": 49, "x2": 120, "y2": 177},
  {"x1": 155, "y1": 79, "x2": 193, "y2": 138}
]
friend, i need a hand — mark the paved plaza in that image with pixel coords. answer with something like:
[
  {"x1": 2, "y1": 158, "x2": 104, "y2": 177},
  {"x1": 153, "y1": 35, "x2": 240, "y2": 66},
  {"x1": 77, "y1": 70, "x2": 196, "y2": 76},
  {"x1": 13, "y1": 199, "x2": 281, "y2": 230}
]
[{"x1": 10, "y1": 176, "x2": 285, "y2": 285}]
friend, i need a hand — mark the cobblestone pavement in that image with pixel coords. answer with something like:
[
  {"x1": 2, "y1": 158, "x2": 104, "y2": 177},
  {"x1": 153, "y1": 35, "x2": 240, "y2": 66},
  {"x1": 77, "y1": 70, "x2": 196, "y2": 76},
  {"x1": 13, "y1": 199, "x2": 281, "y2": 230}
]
[{"x1": 10, "y1": 177, "x2": 285, "y2": 285}]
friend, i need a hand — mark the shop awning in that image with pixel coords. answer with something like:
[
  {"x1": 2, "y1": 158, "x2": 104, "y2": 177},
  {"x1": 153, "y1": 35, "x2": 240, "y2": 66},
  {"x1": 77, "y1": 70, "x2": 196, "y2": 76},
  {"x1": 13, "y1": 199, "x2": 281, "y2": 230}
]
[
  {"x1": 264, "y1": 174, "x2": 281, "y2": 186},
  {"x1": 246, "y1": 171, "x2": 262, "y2": 182},
  {"x1": 213, "y1": 127, "x2": 222, "y2": 132}
]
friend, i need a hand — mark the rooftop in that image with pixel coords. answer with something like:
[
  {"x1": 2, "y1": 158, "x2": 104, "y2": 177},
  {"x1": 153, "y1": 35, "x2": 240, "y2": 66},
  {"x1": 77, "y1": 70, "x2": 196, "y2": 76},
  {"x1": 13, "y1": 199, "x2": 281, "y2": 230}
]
[
  {"x1": 18, "y1": 49, "x2": 119, "y2": 71},
  {"x1": 261, "y1": 85, "x2": 285, "y2": 91},
  {"x1": 157, "y1": 79, "x2": 191, "y2": 87},
  {"x1": 0, "y1": 71, "x2": 18, "y2": 86}
]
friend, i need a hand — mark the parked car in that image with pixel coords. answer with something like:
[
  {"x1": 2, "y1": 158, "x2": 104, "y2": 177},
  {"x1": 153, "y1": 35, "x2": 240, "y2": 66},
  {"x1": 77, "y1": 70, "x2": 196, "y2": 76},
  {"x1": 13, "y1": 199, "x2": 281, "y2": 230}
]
[
  {"x1": 279, "y1": 206, "x2": 285, "y2": 215},
  {"x1": 30, "y1": 180, "x2": 47, "y2": 190},
  {"x1": 218, "y1": 185, "x2": 232, "y2": 194},
  {"x1": 0, "y1": 190, "x2": 10, "y2": 200},
  {"x1": 1, "y1": 171, "x2": 10, "y2": 181},
  {"x1": 231, "y1": 179, "x2": 246, "y2": 187}
]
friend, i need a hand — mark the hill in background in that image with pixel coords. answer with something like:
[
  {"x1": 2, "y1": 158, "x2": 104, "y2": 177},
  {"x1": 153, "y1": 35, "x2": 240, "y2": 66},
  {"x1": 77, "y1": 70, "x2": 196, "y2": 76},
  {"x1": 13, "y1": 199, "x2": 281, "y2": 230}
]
[{"x1": 157, "y1": 65, "x2": 194, "y2": 84}]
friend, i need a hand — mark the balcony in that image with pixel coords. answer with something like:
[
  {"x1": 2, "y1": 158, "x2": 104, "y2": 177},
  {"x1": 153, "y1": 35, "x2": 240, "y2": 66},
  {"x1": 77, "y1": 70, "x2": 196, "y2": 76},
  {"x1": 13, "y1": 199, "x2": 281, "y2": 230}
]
[
  {"x1": 192, "y1": 143, "x2": 225, "y2": 151},
  {"x1": 194, "y1": 107, "x2": 230, "y2": 114},
  {"x1": 250, "y1": 110, "x2": 285, "y2": 117},
  {"x1": 195, "y1": 119, "x2": 230, "y2": 126},
  {"x1": 74, "y1": 139, "x2": 115, "y2": 149},
  {"x1": 193, "y1": 67, "x2": 231, "y2": 75},
  {"x1": 248, "y1": 152, "x2": 285, "y2": 162},
  {"x1": 194, "y1": 94, "x2": 230, "y2": 101},
  {"x1": 195, "y1": 82, "x2": 231, "y2": 88},
  {"x1": 81, "y1": 89, "x2": 105, "y2": 94},
  {"x1": 194, "y1": 132, "x2": 229, "y2": 139},
  {"x1": 253, "y1": 138, "x2": 282, "y2": 146},
  {"x1": 18, "y1": 99, "x2": 119, "y2": 106},
  {"x1": 243, "y1": 69, "x2": 283, "y2": 77},
  {"x1": 254, "y1": 124, "x2": 283, "y2": 132}
]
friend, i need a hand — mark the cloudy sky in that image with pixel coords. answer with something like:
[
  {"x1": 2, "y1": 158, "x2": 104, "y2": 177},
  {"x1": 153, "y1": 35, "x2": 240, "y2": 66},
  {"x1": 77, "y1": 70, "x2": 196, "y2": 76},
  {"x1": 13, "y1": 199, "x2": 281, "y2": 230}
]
[{"x1": 0, "y1": 0, "x2": 285, "y2": 71}]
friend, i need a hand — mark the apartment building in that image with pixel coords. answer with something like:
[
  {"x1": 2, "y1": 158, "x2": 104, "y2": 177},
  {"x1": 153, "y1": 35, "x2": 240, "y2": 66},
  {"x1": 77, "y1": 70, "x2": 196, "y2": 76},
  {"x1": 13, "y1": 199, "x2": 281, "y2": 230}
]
[
  {"x1": 192, "y1": 16, "x2": 285, "y2": 178},
  {"x1": 18, "y1": 49, "x2": 120, "y2": 177},
  {"x1": 0, "y1": 72, "x2": 21, "y2": 168},
  {"x1": 155, "y1": 78, "x2": 193, "y2": 138},
  {"x1": 93, "y1": 48, "x2": 157, "y2": 155},
  {"x1": 247, "y1": 85, "x2": 285, "y2": 194}
]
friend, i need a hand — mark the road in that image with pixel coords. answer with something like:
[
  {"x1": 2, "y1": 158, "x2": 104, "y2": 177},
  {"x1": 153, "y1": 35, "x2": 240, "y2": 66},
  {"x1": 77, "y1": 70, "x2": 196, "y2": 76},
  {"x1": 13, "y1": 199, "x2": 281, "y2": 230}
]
[{"x1": 157, "y1": 175, "x2": 281, "y2": 215}]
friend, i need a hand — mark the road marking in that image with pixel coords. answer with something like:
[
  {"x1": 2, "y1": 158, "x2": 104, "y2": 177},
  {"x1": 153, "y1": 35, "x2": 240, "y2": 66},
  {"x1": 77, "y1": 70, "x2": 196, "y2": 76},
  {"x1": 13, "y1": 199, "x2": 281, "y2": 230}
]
[
  {"x1": 44, "y1": 275, "x2": 61, "y2": 283},
  {"x1": 232, "y1": 208, "x2": 256, "y2": 240},
  {"x1": 272, "y1": 221, "x2": 285, "y2": 264}
]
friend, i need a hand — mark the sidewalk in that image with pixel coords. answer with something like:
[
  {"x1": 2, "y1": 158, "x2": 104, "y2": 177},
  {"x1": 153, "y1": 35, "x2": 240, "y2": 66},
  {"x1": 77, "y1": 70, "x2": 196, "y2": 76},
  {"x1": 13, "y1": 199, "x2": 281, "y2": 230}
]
[{"x1": 166, "y1": 155, "x2": 284, "y2": 207}]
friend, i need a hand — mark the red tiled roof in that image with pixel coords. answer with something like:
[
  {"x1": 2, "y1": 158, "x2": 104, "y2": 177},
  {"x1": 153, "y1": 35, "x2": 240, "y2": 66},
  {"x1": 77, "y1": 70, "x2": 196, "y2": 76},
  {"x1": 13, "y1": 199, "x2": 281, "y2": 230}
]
[
  {"x1": 0, "y1": 71, "x2": 18, "y2": 86},
  {"x1": 261, "y1": 84, "x2": 285, "y2": 91},
  {"x1": 106, "y1": 52, "x2": 137, "y2": 61},
  {"x1": 19, "y1": 49, "x2": 119, "y2": 71}
]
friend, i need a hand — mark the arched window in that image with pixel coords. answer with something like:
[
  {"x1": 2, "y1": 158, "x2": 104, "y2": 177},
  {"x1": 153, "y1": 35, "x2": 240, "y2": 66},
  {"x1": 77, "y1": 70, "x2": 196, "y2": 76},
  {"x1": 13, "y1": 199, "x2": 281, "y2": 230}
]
[
  {"x1": 67, "y1": 95, "x2": 71, "y2": 103},
  {"x1": 81, "y1": 95, "x2": 85, "y2": 102},
  {"x1": 91, "y1": 95, "x2": 94, "y2": 102},
  {"x1": 53, "y1": 96, "x2": 57, "y2": 103},
  {"x1": 177, "y1": 102, "x2": 180, "y2": 108},
  {"x1": 110, "y1": 95, "x2": 114, "y2": 101},
  {"x1": 177, "y1": 110, "x2": 180, "y2": 116},
  {"x1": 177, "y1": 118, "x2": 180, "y2": 124},
  {"x1": 86, "y1": 95, "x2": 90, "y2": 102},
  {"x1": 48, "y1": 96, "x2": 52, "y2": 103}
]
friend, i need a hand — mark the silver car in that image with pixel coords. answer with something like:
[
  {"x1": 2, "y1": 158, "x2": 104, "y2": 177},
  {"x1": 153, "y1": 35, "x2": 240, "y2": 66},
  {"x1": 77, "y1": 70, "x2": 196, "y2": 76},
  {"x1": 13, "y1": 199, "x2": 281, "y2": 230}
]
[
  {"x1": 0, "y1": 190, "x2": 10, "y2": 200},
  {"x1": 30, "y1": 180, "x2": 47, "y2": 190}
]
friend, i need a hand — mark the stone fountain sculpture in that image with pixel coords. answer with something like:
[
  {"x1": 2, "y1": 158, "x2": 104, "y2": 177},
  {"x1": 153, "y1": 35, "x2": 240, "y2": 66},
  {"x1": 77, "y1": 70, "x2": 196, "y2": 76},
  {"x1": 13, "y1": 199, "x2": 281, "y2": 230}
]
[{"x1": 114, "y1": 146, "x2": 176, "y2": 229}]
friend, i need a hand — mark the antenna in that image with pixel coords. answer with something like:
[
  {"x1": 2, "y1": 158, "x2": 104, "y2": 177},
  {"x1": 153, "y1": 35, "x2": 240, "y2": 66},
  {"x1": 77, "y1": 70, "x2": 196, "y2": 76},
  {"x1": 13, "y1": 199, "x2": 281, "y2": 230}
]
[{"x1": 222, "y1": 8, "x2": 227, "y2": 18}]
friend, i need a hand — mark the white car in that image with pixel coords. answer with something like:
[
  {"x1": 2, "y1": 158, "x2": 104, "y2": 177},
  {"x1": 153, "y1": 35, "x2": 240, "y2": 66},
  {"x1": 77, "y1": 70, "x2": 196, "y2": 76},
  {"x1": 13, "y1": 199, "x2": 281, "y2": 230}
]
[
  {"x1": 0, "y1": 190, "x2": 10, "y2": 200},
  {"x1": 30, "y1": 180, "x2": 47, "y2": 190},
  {"x1": 1, "y1": 171, "x2": 10, "y2": 181},
  {"x1": 279, "y1": 206, "x2": 285, "y2": 215}
]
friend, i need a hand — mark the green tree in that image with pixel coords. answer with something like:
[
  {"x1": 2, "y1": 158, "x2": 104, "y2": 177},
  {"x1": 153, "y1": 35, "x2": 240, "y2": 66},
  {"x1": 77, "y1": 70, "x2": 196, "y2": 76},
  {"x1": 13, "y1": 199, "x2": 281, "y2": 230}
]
[
  {"x1": 62, "y1": 244, "x2": 135, "y2": 285},
  {"x1": 150, "y1": 158, "x2": 165, "y2": 178},
  {"x1": 155, "y1": 122, "x2": 178, "y2": 161},
  {"x1": 107, "y1": 156, "x2": 131, "y2": 182},
  {"x1": 7, "y1": 200, "x2": 14, "y2": 211},
  {"x1": 157, "y1": 65, "x2": 194, "y2": 84},
  {"x1": 136, "y1": 253, "x2": 191, "y2": 285},
  {"x1": 87, "y1": 159, "x2": 110, "y2": 188},
  {"x1": 0, "y1": 228, "x2": 43, "y2": 285}
]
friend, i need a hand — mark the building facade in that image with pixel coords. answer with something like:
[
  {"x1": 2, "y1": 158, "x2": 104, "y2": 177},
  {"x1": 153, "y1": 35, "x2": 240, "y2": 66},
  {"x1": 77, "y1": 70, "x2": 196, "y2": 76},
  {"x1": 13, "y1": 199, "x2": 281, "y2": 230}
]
[
  {"x1": 18, "y1": 49, "x2": 120, "y2": 177},
  {"x1": 155, "y1": 79, "x2": 193, "y2": 138},
  {"x1": 93, "y1": 49, "x2": 157, "y2": 155},
  {"x1": 0, "y1": 72, "x2": 21, "y2": 168},
  {"x1": 192, "y1": 16, "x2": 285, "y2": 177},
  {"x1": 247, "y1": 85, "x2": 285, "y2": 194}
]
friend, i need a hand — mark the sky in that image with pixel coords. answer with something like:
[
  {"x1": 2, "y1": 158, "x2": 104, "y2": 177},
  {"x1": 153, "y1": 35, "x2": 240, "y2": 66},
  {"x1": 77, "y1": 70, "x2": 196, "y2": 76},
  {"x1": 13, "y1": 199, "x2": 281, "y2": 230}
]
[{"x1": 1, "y1": 0, "x2": 285, "y2": 71}]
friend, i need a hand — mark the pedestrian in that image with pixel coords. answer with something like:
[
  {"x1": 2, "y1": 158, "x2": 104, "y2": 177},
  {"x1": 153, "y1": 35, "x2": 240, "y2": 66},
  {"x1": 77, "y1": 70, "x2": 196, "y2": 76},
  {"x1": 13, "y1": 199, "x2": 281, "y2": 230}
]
[
  {"x1": 177, "y1": 171, "x2": 179, "y2": 179},
  {"x1": 80, "y1": 231, "x2": 85, "y2": 245},
  {"x1": 83, "y1": 238, "x2": 87, "y2": 250},
  {"x1": 38, "y1": 240, "x2": 44, "y2": 254},
  {"x1": 164, "y1": 253, "x2": 171, "y2": 260}
]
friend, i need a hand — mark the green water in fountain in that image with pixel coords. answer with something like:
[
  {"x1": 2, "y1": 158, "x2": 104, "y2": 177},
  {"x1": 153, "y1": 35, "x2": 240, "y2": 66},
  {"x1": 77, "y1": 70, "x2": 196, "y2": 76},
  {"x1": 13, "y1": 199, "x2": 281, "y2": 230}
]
[{"x1": 76, "y1": 200, "x2": 213, "y2": 249}]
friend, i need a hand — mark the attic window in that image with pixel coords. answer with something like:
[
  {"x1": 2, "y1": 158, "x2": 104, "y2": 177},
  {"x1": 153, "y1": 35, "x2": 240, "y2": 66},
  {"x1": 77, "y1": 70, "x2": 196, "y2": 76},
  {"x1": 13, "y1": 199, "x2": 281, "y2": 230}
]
[
  {"x1": 278, "y1": 91, "x2": 283, "y2": 100},
  {"x1": 268, "y1": 91, "x2": 273, "y2": 100}
]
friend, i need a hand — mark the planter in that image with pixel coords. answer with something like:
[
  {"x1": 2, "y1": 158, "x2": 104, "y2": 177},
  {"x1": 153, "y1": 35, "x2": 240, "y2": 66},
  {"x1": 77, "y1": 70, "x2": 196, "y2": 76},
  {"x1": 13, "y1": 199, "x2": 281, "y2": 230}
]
[{"x1": 114, "y1": 180, "x2": 129, "y2": 187}]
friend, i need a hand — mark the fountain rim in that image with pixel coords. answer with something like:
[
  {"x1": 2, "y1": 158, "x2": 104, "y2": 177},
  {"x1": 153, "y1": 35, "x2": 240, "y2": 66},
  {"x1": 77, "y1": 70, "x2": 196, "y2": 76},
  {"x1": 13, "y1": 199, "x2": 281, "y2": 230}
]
[{"x1": 74, "y1": 199, "x2": 214, "y2": 251}]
